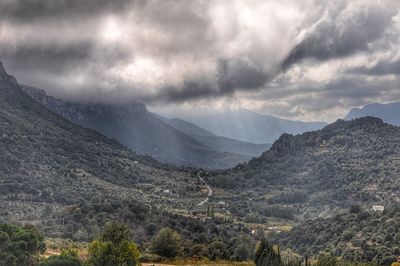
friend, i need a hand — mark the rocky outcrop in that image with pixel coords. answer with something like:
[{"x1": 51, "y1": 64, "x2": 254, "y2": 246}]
[{"x1": 0, "y1": 61, "x2": 17, "y2": 85}]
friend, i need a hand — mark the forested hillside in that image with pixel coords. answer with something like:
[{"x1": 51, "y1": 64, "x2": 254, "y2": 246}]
[
  {"x1": 0, "y1": 62, "x2": 249, "y2": 247},
  {"x1": 209, "y1": 117, "x2": 400, "y2": 222}
]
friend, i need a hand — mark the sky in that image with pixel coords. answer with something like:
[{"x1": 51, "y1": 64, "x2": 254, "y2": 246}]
[{"x1": 0, "y1": 0, "x2": 399, "y2": 122}]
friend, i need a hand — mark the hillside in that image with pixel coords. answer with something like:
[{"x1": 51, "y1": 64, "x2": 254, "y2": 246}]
[
  {"x1": 208, "y1": 117, "x2": 400, "y2": 223},
  {"x1": 345, "y1": 102, "x2": 400, "y2": 126},
  {"x1": 175, "y1": 108, "x2": 326, "y2": 144},
  {"x1": 22, "y1": 86, "x2": 251, "y2": 169},
  {"x1": 0, "y1": 61, "x2": 247, "y2": 244},
  {"x1": 276, "y1": 206, "x2": 400, "y2": 264}
]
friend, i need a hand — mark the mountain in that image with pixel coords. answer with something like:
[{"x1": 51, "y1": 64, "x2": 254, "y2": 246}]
[
  {"x1": 157, "y1": 116, "x2": 271, "y2": 157},
  {"x1": 208, "y1": 117, "x2": 400, "y2": 222},
  {"x1": 345, "y1": 101, "x2": 400, "y2": 126},
  {"x1": 173, "y1": 108, "x2": 326, "y2": 144},
  {"x1": 0, "y1": 61, "x2": 245, "y2": 243},
  {"x1": 22, "y1": 86, "x2": 251, "y2": 169}
]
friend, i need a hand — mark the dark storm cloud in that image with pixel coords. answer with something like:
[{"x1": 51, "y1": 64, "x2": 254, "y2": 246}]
[
  {"x1": 149, "y1": 58, "x2": 271, "y2": 103},
  {"x1": 0, "y1": 0, "x2": 399, "y2": 121},
  {"x1": 0, "y1": 0, "x2": 134, "y2": 22},
  {"x1": 282, "y1": 2, "x2": 396, "y2": 69},
  {"x1": 217, "y1": 59, "x2": 270, "y2": 92},
  {"x1": 1, "y1": 42, "x2": 93, "y2": 74}
]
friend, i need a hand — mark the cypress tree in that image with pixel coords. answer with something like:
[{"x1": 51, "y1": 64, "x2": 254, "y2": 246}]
[{"x1": 254, "y1": 239, "x2": 283, "y2": 266}]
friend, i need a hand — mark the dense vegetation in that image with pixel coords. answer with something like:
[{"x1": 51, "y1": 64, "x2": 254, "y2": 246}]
[
  {"x1": 0, "y1": 223, "x2": 45, "y2": 266},
  {"x1": 209, "y1": 117, "x2": 400, "y2": 223},
  {"x1": 276, "y1": 207, "x2": 400, "y2": 265},
  {"x1": 0, "y1": 69, "x2": 250, "y2": 249}
]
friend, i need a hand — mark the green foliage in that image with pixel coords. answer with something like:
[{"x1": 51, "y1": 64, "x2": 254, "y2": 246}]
[
  {"x1": 0, "y1": 223, "x2": 45, "y2": 266},
  {"x1": 207, "y1": 241, "x2": 228, "y2": 261},
  {"x1": 317, "y1": 254, "x2": 339, "y2": 266},
  {"x1": 190, "y1": 244, "x2": 208, "y2": 258},
  {"x1": 233, "y1": 244, "x2": 251, "y2": 261},
  {"x1": 254, "y1": 239, "x2": 283, "y2": 266},
  {"x1": 150, "y1": 228, "x2": 182, "y2": 258},
  {"x1": 280, "y1": 249, "x2": 301, "y2": 266},
  {"x1": 87, "y1": 223, "x2": 140, "y2": 266},
  {"x1": 277, "y1": 207, "x2": 400, "y2": 265},
  {"x1": 40, "y1": 254, "x2": 81, "y2": 266}
]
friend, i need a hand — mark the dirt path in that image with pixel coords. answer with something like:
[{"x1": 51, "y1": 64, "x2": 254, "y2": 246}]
[{"x1": 197, "y1": 171, "x2": 213, "y2": 206}]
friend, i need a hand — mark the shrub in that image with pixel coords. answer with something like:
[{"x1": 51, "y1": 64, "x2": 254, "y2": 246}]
[
  {"x1": 150, "y1": 228, "x2": 182, "y2": 258},
  {"x1": 87, "y1": 223, "x2": 140, "y2": 266}
]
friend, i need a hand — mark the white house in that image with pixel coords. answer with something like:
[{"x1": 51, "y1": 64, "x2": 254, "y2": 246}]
[{"x1": 371, "y1": 205, "x2": 385, "y2": 212}]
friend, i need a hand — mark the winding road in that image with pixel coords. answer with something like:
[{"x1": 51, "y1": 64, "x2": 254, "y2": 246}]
[{"x1": 197, "y1": 172, "x2": 213, "y2": 206}]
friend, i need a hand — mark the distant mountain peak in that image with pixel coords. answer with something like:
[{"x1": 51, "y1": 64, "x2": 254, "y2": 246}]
[
  {"x1": 258, "y1": 117, "x2": 387, "y2": 161},
  {"x1": 0, "y1": 61, "x2": 18, "y2": 85},
  {"x1": 344, "y1": 101, "x2": 400, "y2": 126}
]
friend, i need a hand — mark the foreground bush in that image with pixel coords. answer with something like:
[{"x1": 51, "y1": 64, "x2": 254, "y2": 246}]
[
  {"x1": 40, "y1": 247, "x2": 81, "y2": 266},
  {"x1": 150, "y1": 228, "x2": 182, "y2": 258},
  {"x1": 87, "y1": 223, "x2": 140, "y2": 266},
  {"x1": 0, "y1": 223, "x2": 46, "y2": 266}
]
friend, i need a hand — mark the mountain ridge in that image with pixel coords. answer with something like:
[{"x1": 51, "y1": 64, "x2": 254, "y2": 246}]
[
  {"x1": 345, "y1": 101, "x2": 400, "y2": 126},
  {"x1": 209, "y1": 116, "x2": 400, "y2": 223},
  {"x1": 174, "y1": 108, "x2": 327, "y2": 144},
  {"x1": 22, "y1": 86, "x2": 252, "y2": 169}
]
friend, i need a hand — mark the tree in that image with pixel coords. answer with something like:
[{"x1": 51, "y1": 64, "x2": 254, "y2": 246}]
[
  {"x1": 280, "y1": 249, "x2": 301, "y2": 266},
  {"x1": 150, "y1": 228, "x2": 182, "y2": 258},
  {"x1": 254, "y1": 239, "x2": 283, "y2": 266},
  {"x1": 234, "y1": 244, "x2": 250, "y2": 261},
  {"x1": 349, "y1": 205, "x2": 362, "y2": 214},
  {"x1": 191, "y1": 244, "x2": 208, "y2": 258},
  {"x1": 208, "y1": 241, "x2": 228, "y2": 261},
  {"x1": 87, "y1": 223, "x2": 140, "y2": 266},
  {"x1": 0, "y1": 223, "x2": 46, "y2": 266}
]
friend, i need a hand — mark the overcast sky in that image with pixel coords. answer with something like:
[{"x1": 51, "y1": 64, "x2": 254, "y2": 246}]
[{"x1": 1, "y1": 0, "x2": 399, "y2": 122}]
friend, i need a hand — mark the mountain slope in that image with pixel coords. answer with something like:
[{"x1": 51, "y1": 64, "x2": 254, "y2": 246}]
[
  {"x1": 209, "y1": 117, "x2": 400, "y2": 221},
  {"x1": 158, "y1": 116, "x2": 271, "y2": 157},
  {"x1": 22, "y1": 86, "x2": 250, "y2": 169},
  {"x1": 345, "y1": 101, "x2": 400, "y2": 126},
  {"x1": 175, "y1": 108, "x2": 326, "y2": 144},
  {"x1": 0, "y1": 61, "x2": 242, "y2": 243}
]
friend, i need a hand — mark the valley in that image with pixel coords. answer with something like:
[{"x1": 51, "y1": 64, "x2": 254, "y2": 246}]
[{"x1": 1, "y1": 61, "x2": 400, "y2": 265}]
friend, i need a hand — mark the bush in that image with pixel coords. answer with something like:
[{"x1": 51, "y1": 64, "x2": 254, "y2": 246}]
[
  {"x1": 191, "y1": 244, "x2": 208, "y2": 258},
  {"x1": 40, "y1": 255, "x2": 81, "y2": 266},
  {"x1": 208, "y1": 241, "x2": 228, "y2": 261},
  {"x1": 87, "y1": 223, "x2": 140, "y2": 266},
  {"x1": 0, "y1": 223, "x2": 46, "y2": 266},
  {"x1": 233, "y1": 244, "x2": 250, "y2": 261},
  {"x1": 150, "y1": 228, "x2": 182, "y2": 258}
]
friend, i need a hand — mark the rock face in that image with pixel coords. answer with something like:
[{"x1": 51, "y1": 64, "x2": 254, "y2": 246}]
[
  {"x1": 22, "y1": 86, "x2": 252, "y2": 169},
  {"x1": 0, "y1": 61, "x2": 17, "y2": 85}
]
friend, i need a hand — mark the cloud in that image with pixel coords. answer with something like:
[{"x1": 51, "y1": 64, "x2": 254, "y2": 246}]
[
  {"x1": 282, "y1": 0, "x2": 397, "y2": 69},
  {"x1": 0, "y1": 0, "x2": 399, "y2": 121},
  {"x1": 349, "y1": 60, "x2": 400, "y2": 76}
]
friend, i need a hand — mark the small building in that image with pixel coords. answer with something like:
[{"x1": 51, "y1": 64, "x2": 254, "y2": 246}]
[{"x1": 371, "y1": 205, "x2": 385, "y2": 212}]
